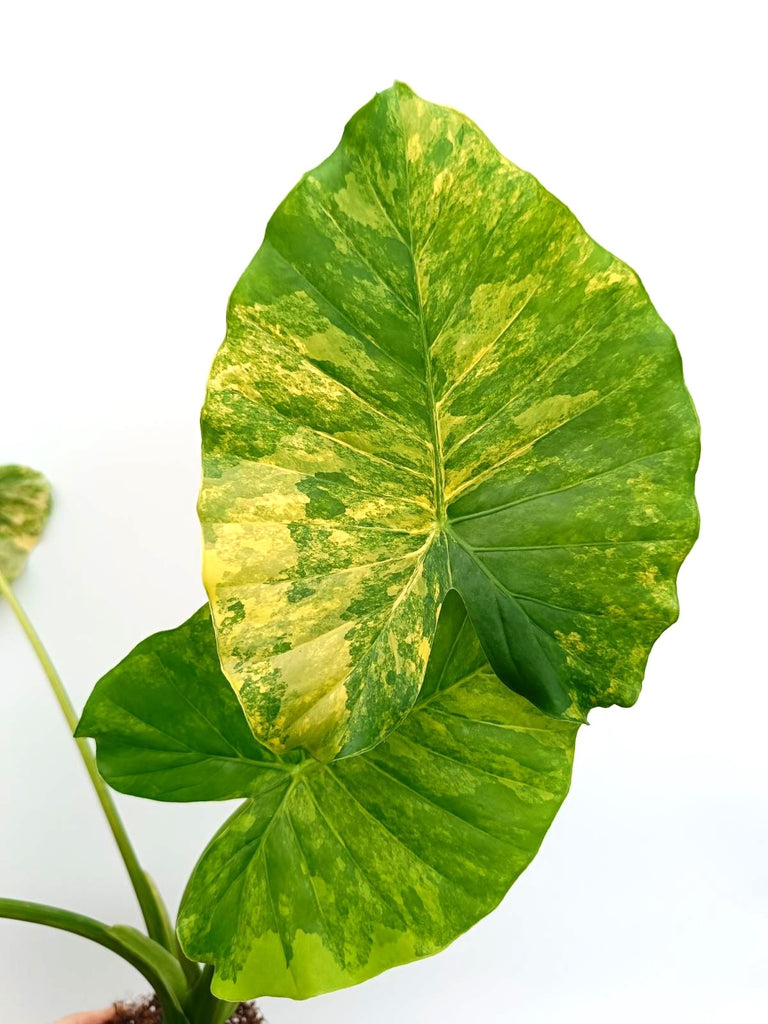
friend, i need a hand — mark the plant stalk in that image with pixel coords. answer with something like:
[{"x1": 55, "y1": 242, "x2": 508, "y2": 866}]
[
  {"x1": 0, "y1": 570, "x2": 176, "y2": 954},
  {"x1": 0, "y1": 898, "x2": 191, "y2": 1024},
  {"x1": 186, "y1": 963, "x2": 237, "y2": 1024}
]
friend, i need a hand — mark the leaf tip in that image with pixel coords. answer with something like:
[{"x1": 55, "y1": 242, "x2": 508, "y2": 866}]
[{"x1": 390, "y1": 79, "x2": 416, "y2": 98}]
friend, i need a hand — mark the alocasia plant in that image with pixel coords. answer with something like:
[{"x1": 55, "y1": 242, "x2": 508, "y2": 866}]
[{"x1": 1, "y1": 83, "x2": 699, "y2": 1019}]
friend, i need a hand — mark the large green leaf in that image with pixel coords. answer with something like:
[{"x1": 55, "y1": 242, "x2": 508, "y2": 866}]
[
  {"x1": 0, "y1": 465, "x2": 52, "y2": 583},
  {"x1": 78, "y1": 596, "x2": 578, "y2": 1000},
  {"x1": 199, "y1": 82, "x2": 700, "y2": 760}
]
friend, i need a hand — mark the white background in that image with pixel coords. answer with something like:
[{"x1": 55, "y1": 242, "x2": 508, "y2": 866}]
[{"x1": 1, "y1": 1, "x2": 766, "y2": 1021}]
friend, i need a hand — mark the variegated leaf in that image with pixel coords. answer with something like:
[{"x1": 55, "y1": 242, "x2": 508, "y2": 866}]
[
  {"x1": 78, "y1": 595, "x2": 577, "y2": 999},
  {"x1": 0, "y1": 465, "x2": 52, "y2": 584},
  {"x1": 200, "y1": 83, "x2": 700, "y2": 760}
]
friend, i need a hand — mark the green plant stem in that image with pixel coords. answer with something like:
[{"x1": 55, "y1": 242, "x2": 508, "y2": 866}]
[
  {"x1": 186, "y1": 963, "x2": 237, "y2": 1024},
  {"x1": 0, "y1": 899, "x2": 191, "y2": 1024},
  {"x1": 145, "y1": 871, "x2": 201, "y2": 987},
  {"x1": 0, "y1": 570, "x2": 176, "y2": 954}
]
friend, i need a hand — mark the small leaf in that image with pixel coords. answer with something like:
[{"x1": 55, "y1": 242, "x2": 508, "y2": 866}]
[
  {"x1": 199, "y1": 83, "x2": 700, "y2": 759},
  {"x1": 0, "y1": 465, "x2": 52, "y2": 583},
  {"x1": 78, "y1": 597, "x2": 578, "y2": 1000}
]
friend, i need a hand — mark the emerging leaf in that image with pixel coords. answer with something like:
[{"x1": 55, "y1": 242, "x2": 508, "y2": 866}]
[
  {"x1": 0, "y1": 465, "x2": 52, "y2": 584},
  {"x1": 199, "y1": 83, "x2": 700, "y2": 759},
  {"x1": 78, "y1": 596, "x2": 577, "y2": 999}
]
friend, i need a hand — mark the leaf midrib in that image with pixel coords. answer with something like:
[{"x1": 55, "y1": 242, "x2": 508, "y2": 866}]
[{"x1": 396, "y1": 92, "x2": 446, "y2": 526}]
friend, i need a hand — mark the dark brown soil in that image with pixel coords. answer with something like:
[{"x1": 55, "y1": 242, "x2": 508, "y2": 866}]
[{"x1": 112, "y1": 994, "x2": 265, "y2": 1023}]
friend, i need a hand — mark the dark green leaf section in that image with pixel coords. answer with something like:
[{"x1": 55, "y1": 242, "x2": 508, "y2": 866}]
[
  {"x1": 199, "y1": 82, "x2": 700, "y2": 759},
  {"x1": 79, "y1": 598, "x2": 577, "y2": 999},
  {"x1": 77, "y1": 606, "x2": 298, "y2": 801},
  {"x1": 0, "y1": 465, "x2": 52, "y2": 583}
]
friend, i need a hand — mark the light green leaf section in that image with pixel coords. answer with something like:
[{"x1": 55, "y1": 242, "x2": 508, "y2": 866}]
[
  {"x1": 200, "y1": 82, "x2": 700, "y2": 759},
  {"x1": 0, "y1": 465, "x2": 52, "y2": 584},
  {"x1": 78, "y1": 596, "x2": 578, "y2": 1000}
]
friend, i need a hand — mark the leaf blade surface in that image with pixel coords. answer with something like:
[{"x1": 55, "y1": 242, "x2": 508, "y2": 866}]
[
  {"x1": 0, "y1": 465, "x2": 52, "y2": 583},
  {"x1": 79, "y1": 597, "x2": 578, "y2": 999},
  {"x1": 200, "y1": 83, "x2": 699, "y2": 757}
]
